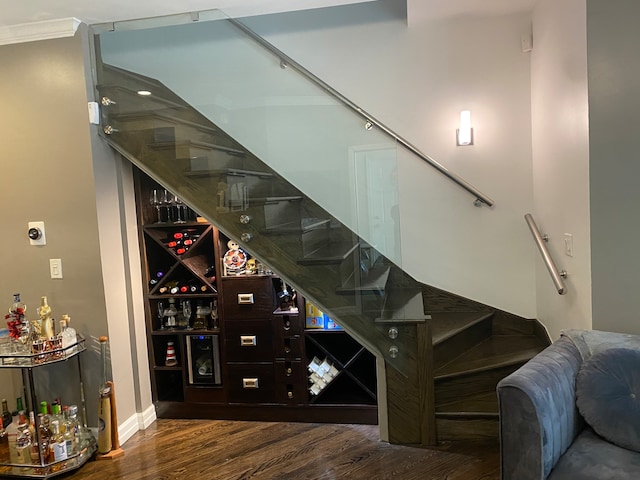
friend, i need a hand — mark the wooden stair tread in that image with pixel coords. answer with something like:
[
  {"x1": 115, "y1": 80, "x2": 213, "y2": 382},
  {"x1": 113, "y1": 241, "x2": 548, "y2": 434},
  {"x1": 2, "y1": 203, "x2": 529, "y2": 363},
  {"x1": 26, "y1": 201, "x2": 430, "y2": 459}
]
[
  {"x1": 263, "y1": 218, "x2": 330, "y2": 235},
  {"x1": 337, "y1": 265, "x2": 390, "y2": 295},
  {"x1": 430, "y1": 311, "x2": 494, "y2": 346},
  {"x1": 185, "y1": 167, "x2": 271, "y2": 178},
  {"x1": 111, "y1": 111, "x2": 219, "y2": 134},
  {"x1": 297, "y1": 242, "x2": 359, "y2": 265},
  {"x1": 375, "y1": 288, "x2": 430, "y2": 324},
  {"x1": 150, "y1": 140, "x2": 245, "y2": 156},
  {"x1": 435, "y1": 335, "x2": 546, "y2": 379}
]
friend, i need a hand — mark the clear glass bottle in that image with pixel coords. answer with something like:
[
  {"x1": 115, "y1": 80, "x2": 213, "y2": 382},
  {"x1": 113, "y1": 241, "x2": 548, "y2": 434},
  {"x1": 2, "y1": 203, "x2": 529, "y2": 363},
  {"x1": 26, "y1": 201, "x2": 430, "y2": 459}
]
[
  {"x1": 37, "y1": 412, "x2": 51, "y2": 463},
  {"x1": 59, "y1": 314, "x2": 77, "y2": 350},
  {"x1": 15, "y1": 415, "x2": 31, "y2": 465},
  {"x1": 28, "y1": 411, "x2": 38, "y2": 463},
  {"x1": 62, "y1": 407, "x2": 76, "y2": 456},
  {"x1": 49, "y1": 420, "x2": 67, "y2": 462},
  {"x1": 7, "y1": 294, "x2": 29, "y2": 353}
]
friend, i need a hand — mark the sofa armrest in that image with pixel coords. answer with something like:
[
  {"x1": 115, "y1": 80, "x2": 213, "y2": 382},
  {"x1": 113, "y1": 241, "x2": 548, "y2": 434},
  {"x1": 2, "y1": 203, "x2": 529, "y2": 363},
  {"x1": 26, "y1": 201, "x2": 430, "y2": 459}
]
[{"x1": 497, "y1": 336, "x2": 584, "y2": 480}]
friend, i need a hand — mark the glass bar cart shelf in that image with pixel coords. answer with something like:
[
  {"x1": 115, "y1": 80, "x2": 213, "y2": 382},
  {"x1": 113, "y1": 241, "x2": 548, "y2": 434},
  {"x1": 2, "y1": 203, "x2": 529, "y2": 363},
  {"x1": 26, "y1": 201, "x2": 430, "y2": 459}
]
[{"x1": 0, "y1": 335, "x2": 97, "y2": 478}]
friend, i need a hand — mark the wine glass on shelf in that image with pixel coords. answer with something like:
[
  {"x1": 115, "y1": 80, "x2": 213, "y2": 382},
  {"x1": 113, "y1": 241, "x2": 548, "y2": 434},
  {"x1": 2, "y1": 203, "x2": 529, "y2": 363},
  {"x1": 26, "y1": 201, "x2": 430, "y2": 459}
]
[
  {"x1": 150, "y1": 189, "x2": 165, "y2": 223},
  {"x1": 157, "y1": 301, "x2": 165, "y2": 330},
  {"x1": 182, "y1": 299, "x2": 192, "y2": 330},
  {"x1": 173, "y1": 195, "x2": 187, "y2": 224},
  {"x1": 161, "y1": 189, "x2": 173, "y2": 223}
]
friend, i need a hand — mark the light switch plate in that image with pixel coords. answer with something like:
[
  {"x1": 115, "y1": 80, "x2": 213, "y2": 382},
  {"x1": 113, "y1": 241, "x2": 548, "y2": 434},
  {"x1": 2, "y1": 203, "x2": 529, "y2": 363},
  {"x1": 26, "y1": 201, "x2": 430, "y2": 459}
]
[{"x1": 50, "y1": 259, "x2": 63, "y2": 279}]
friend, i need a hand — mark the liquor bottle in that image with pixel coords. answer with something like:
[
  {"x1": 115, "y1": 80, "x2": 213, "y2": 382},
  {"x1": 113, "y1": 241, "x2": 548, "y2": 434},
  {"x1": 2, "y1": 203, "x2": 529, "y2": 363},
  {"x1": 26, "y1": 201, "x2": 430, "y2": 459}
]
[
  {"x1": 1, "y1": 399, "x2": 11, "y2": 432},
  {"x1": 66, "y1": 405, "x2": 80, "y2": 452},
  {"x1": 59, "y1": 315, "x2": 77, "y2": 349},
  {"x1": 28, "y1": 411, "x2": 38, "y2": 462},
  {"x1": 37, "y1": 413, "x2": 51, "y2": 463},
  {"x1": 38, "y1": 296, "x2": 55, "y2": 340},
  {"x1": 5, "y1": 409, "x2": 19, "y2": 463},
  {"x1": 51, "y1": 403, "x2": 63, "y2": 429},
  {"x1": 15, "y1": 415, "x2": 31, "y2": 465},
  {"x1": 49, "y1": 420, "x2": 67, "y2": 462},
  {"x1": 62, "y1": 407, "x2": 76, "y2": 456}
]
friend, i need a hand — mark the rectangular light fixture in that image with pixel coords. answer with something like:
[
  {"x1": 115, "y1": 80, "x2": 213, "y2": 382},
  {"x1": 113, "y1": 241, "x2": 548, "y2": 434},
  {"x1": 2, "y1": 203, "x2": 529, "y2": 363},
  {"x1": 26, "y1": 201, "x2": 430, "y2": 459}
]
[{"x1": 456, "y1": 110, "x2": 474, "y2": 146}]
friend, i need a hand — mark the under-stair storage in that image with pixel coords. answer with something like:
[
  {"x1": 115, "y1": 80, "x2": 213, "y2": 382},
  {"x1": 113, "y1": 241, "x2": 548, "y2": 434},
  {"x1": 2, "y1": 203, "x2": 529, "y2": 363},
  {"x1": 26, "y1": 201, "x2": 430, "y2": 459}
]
[{"x1": 135, "y1": 171, "x2": 377, "y2": 424}]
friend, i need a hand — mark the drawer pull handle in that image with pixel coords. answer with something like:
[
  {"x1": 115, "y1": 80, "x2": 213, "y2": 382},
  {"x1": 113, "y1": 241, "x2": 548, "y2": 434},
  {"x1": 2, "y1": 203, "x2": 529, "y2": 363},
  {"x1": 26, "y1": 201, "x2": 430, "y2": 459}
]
[
  {"x1": 237, "y1": 293, "x2": 254, "y2": 304},
  {"x1": 243, "y1": 377, "x2": 259, "y2": 389},
  {"x1": 240, "y1": 335, "x2": 257, "y2": 346}
]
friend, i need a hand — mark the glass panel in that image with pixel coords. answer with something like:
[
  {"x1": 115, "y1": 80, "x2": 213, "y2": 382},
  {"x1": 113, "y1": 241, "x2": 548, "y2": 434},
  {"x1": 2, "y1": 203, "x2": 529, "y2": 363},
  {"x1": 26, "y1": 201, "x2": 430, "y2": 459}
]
[
  {"x1": 98, "y1": 14, "x2": 402, "y2": 267},
  {"x1": 94, "y1": 12, "x2": 424, "y2": 373}
]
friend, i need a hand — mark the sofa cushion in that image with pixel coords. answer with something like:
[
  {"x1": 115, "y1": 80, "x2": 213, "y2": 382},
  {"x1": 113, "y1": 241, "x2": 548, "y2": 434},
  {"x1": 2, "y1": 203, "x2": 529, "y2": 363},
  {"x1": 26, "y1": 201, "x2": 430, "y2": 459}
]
[
  {"x1": 576, "y1": 347, "x2": 640, "y2": 452},
  {"x1": 548, "y1": 428, "x2": 640, "y2": 480}
]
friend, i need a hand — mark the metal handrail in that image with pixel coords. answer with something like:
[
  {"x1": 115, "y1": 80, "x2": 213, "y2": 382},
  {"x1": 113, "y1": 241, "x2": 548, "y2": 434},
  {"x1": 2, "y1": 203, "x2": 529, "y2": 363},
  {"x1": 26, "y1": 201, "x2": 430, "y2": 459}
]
[
  {"x1": 524, "y1": 214, "x2": 567, "y2": 295},
  {"x1": 227, "y1": 18, "x2": 494, "y2": 208}
]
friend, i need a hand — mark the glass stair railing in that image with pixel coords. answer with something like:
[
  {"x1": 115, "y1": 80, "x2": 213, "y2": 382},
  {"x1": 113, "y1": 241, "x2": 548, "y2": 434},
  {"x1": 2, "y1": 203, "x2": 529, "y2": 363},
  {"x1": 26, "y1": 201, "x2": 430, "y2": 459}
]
[{"x1": 93, "y1": 13, "x2": 433, "y2": 376}]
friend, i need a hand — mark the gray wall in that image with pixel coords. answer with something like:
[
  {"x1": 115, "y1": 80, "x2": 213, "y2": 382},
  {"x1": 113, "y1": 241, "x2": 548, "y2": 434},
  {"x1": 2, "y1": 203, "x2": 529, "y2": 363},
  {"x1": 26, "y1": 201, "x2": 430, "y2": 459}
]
[
  {"x1": 0, "y1": 31, "x2": 108, "y2": 420},
  {"x1": 588, "y1": 0, "x2": 640, "y2": 334}
]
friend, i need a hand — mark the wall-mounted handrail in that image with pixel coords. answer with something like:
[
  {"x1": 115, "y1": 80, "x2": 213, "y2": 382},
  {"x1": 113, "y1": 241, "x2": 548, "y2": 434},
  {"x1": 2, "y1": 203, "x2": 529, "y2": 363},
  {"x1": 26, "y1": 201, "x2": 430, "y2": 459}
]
[
  {"x1": 524, "y1": 213, "x2": 567, "y2": 295},
  {"x1": 228, "y1": 18, "x2": 494, "y2": 208}
]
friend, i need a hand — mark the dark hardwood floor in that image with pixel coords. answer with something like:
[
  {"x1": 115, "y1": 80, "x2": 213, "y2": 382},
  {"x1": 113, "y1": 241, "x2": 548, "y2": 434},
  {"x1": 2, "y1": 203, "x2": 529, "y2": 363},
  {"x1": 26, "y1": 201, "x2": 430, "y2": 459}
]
[{"x1": 65, "y1": 419, "x2": 499, "y2": 480}]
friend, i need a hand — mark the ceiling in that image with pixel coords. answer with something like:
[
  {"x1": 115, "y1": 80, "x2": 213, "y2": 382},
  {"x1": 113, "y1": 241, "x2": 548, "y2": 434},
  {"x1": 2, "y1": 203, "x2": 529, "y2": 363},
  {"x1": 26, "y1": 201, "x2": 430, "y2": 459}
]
[{"x1": 0, "y1": 0, "x2": 536, "y2": 28}]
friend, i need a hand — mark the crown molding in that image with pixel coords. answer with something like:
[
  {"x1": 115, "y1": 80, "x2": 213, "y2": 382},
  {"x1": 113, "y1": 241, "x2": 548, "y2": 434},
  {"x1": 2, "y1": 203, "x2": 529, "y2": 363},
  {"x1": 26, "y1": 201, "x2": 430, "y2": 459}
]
[{"x1": 0, "y1": 17, "x2": 82, "y2": 46}]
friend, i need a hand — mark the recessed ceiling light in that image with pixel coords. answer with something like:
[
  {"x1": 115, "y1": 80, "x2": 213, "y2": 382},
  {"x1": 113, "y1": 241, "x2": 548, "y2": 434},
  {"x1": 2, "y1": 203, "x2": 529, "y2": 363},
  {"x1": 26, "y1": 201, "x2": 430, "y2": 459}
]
[{"x1": 137, "y1": 90, "x2": 152, "y2": 96}]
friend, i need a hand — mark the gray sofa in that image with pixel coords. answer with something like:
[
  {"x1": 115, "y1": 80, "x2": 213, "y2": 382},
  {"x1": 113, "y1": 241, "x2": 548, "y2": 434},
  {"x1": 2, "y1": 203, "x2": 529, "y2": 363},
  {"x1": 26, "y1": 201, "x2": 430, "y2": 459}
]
[{"x1": 497, "y1": 330, "x2": 640, "y2": 479}]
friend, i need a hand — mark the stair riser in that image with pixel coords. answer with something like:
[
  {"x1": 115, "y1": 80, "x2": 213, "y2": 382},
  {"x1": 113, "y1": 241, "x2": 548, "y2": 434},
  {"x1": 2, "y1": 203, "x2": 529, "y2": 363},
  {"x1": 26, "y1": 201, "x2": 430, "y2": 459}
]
[
  {"x1": 436, "y1": 418, "x2": 498, "y2": 441},
  {"x1": 433, "y1": 317, "x2": 492, "y2": 371},
  {"x1": 434, "y1": 364, "x2": 524, "y2": 407}
]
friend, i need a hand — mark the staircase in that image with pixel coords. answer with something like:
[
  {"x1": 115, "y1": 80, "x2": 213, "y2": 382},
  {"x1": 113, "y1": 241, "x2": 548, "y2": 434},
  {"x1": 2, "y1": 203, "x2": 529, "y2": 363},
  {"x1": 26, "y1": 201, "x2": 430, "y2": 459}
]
[{"x1": 94, "y1": 23, "x2": 549, "y2": 446}]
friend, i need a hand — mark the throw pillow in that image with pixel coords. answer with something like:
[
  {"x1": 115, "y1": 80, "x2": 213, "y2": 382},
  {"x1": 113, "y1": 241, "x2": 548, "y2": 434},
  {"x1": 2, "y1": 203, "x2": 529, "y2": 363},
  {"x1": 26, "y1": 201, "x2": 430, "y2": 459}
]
[{"x1": 576, "y1": 347, "x2": 640, "y2": 452}]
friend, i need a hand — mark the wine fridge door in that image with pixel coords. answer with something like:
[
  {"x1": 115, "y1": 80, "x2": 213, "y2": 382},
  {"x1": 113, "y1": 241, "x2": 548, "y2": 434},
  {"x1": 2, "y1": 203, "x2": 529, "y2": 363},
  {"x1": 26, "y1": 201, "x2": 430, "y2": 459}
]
[{"x1": 186, "y1": 334, "x2": 222, "y2": 385}]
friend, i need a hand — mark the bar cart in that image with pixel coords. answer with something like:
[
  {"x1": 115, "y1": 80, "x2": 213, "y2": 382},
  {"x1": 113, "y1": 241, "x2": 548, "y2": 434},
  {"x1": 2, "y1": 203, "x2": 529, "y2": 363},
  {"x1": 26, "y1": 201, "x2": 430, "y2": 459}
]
[{"x1": 0, "y1": 335, "x2": 97, "y2": 478}]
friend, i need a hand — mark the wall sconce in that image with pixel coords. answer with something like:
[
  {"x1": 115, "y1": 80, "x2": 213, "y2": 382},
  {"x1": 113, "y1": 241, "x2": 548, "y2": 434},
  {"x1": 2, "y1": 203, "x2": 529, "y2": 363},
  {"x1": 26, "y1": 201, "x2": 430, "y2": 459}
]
[{"x1": 456, "y1": 110, "x2": 474, "y2": 146}]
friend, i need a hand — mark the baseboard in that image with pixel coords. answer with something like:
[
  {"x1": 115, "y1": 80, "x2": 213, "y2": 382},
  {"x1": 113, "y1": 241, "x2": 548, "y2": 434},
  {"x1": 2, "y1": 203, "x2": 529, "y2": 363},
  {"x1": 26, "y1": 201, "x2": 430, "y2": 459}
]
[{"x1": 119, "y1": 404, "x2": 157, "y2": 445}]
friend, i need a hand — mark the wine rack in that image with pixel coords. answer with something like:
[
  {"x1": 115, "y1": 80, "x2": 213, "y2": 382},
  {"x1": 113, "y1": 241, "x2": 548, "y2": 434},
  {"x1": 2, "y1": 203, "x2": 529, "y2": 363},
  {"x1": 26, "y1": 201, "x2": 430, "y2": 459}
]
[{"x1": 134, "y1": 169, "x2": 377, "y2": 424}]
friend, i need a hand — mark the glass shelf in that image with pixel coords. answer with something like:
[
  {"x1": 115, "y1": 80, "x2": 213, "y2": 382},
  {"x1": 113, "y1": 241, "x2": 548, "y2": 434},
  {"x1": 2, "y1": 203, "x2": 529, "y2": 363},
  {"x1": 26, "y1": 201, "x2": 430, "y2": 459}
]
[
  {"x1": 0, "y1": 433, "x2": 96, "y2": 479},
  {"x1": 0, "y1": 335, "x2": 86, "y2": 368}
]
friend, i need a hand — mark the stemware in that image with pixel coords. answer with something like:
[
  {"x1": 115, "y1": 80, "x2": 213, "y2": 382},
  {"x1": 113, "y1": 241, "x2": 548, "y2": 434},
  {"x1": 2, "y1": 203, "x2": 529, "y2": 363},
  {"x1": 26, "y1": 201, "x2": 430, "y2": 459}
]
[
  {"x1": 182, "y1": 300, "x2": 192, "y2": 329},
  {"x1": 149, "y1": 189, "x2": 165, "y2": 223},
  {"x1": 157, "y1": 301, "x2": 165, "y2": 330},
  {"x1": 173, "y1": 195, "x2": 187, "y2": 224}
]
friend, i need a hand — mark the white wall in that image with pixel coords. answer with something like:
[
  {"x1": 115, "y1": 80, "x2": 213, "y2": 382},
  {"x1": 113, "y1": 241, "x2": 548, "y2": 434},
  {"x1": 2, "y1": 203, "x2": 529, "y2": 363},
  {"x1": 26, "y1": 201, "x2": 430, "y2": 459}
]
[
  {"x1": 244, "y1": 3, "x2": 537, "y2": 316},
  {"x1": 100, "y1": 0, "x2": 538, "y2": 317},
  {"x1": 587, "y1": 0, "x2": 640, "y2": 335},
  {"x1": 530, "y1": 0, "x2": 591, "y2": 341}
]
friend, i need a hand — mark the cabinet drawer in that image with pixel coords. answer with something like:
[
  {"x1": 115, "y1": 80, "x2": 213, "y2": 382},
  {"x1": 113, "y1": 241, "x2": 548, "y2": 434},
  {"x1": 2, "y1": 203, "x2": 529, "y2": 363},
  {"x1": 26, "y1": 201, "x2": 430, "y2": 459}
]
[
  {"x1": 222, "y1": 277, "x2": 274, "y2": 319},
  {"x1": 273, "y1": 314, "x2": 303, "y2": 336},
  {"x1": 275, "y1": 360, "x2": 307, "y2": 404},
  {"x1": 225, "y1": 319, "x2": 273, "y2": 362},
  {"x1": 226, "y1": 363, "x2": 276, "y2": 403},
  {"x1": 274, "y1": 335, "x2": 303, "y2": 359}
]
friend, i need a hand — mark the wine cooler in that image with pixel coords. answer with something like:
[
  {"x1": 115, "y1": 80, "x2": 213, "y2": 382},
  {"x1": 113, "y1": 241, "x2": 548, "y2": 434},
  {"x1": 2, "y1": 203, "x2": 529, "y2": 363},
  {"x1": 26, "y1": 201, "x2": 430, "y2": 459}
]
[{"x1": 186, "y1": 334, "x2": 222, "y2": 385}]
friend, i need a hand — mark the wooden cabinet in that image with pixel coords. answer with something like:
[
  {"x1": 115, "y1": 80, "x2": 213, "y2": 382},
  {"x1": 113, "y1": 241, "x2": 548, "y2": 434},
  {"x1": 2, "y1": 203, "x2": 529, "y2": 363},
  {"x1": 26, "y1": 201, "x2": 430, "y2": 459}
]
[{"x1": 134, "y1": 170, "x2": 377, "y2": 424}]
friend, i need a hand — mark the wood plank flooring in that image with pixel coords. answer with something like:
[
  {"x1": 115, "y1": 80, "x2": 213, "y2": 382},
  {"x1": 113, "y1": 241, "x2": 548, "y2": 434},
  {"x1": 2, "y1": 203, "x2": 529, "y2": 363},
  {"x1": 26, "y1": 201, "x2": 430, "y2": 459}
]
[{"x1": 67, "y1": 419, "x2": 499, "y2": 480}]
